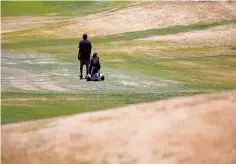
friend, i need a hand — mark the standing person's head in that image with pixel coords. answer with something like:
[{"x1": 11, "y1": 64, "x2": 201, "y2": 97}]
[{"x1": 83, "y1": 33, "x2": 88, "y2": 40}]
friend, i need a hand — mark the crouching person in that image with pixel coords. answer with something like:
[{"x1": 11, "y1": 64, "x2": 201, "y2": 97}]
[
  {"x1": 86, "y1": 52, "x2": 104, "y2": 81},
  {"x1": 88, "y1": 52, "x2": 101, "y2": 75}
]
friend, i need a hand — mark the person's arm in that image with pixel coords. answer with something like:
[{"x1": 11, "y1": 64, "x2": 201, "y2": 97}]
[
  {"x1": 78, "y1": 42, "x2": 81, "y2": 60},
  {"x1": 89, "y1": 42, "x2": 92, "y2": 55},
  {"x1": 98, "y1": 58, "x2": 101, "y2": 70},
  {"x1": 98, "y1": 62, "x2": 101, "y2": 70}
]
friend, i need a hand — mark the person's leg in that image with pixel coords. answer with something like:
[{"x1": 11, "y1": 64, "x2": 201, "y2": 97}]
[
  {"x1": 80, "y1": 61, "x2": 84, "y2": 79},
  {"x1": 85, "y1": 65, "x2": 89, "y2": 77},
  {"x1": 85, "y1": 59, "x2": 89, "y2": 78}
]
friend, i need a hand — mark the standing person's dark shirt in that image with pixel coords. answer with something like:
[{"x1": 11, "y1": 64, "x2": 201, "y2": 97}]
[
  {"x1": 78, "y1": 39, "x2": 92, "y2": 61},
  {"x1": 78, "y1": 33, "x2": 92, "y2": 79}
]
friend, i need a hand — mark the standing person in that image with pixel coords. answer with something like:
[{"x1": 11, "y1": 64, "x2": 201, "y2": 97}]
[{"x1": 78, "y1": 33, "x2": 92, "y2": 79}]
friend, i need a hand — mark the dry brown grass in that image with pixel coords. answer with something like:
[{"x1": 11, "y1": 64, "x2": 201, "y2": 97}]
[
  {"x1": 2, "y1": 90, "x2": 236, "y2": 164},
  {"x1": 51, "y1": 1, "x2": 235, "y2": 38},
  {"x1": 1, "y1": 15, "x2": 66, "y2": 33},
  {"x1": 3, "y1": 1, "x2": 234, "y2": 39}
]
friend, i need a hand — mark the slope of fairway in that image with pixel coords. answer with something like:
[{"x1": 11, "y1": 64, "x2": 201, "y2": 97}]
[
  {"x1": 20, "y1": 1, "x2": 236, "y2": 38},
  {"x1": 1, "y1": 1, "x2": 236, "y2": 124},
  {"x1": 141, "y1": 24, "x2": 236, "y2": 46},
  {"x1": 1, "y1": 1, "x2": 135, "y2": 33},
  {"x1": 2, "y1": 90, "x2": 236, "y2": 164}
]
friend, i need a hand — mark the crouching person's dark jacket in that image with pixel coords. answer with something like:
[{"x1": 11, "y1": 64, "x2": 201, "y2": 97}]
[{"x1": 89, "y1": 56, "x2": 101, "y2": 74}]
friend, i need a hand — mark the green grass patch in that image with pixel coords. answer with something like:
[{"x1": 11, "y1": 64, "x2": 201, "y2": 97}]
[
  {"x1": 1, "y1": 1, "x2": 69, "y2": 17},
  {"x1": 231, "y1": 45, "x2": 236, "y2": 50},
  {"x1": 47, "y1": 1, "x2": 133, "y2": 17},
  {"x1": 1, "y1": 91, "x2": 202, "y2": 124},
  {"x1": 1, "y1": 1, "x2": 132, "y2": 17},
  {"x1": 2, "y1": 38, "x2": 78, "y2": 50}
]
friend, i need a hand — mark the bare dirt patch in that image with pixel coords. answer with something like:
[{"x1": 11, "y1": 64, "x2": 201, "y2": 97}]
[
  {"x1": 206, "y1": 69, "x2": 236, "y2": 78},
  {"x1": 177, "y1": 61, "x2": 201, "y2": 67},
  {"x1": 1, "y1": 15, "x2": 67, "y2": 33},
  {"x1": 2, "y1": 90, "x2": 236, "y2": 164}
]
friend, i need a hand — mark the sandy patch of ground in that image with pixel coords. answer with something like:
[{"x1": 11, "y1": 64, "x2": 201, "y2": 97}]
[
  {"x1": 108, "y1": 59, "x2": 126, "y2": 62},
  {"x1": 140, "y1": 24, "x2": 236, "y2": 46},
  {"x1": 36, "y1": 2, "x2": 236, "y2": 38},
  {"x1": 115, "y1": 46, "x2": 155, "y2": 54},
  {"x1": 220, "y1": 1, "x2": 236, "y2": 15},
  {"x1": 177, "y1": 61, "x2": 203, "y2": 67},
  {"x1": 2, "y1": 90, "x2": 236, "y2": 164},
  {"x1": 1, "y1": 15, "x2": 67, "y2": 33},
  {"x1": 120, "y1": 80, "x2": 139, "y2": 86},
  {"x1": 206, "y1": 69, "x2": 236, "y2": 78},
  {"x1": 100, "y1": 43, "x2": 169, "y2": 57},
  {"x1": 120, "y1": 80, "x2": 166, "y2": 88},
  {"x1": 3, "y1": 97, "x2": 87, "y2": 104}
]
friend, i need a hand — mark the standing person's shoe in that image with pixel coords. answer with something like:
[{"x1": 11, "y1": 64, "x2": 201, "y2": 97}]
[{"x1": 79, "y1": 75, "x2": 83, "y2": 79}]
